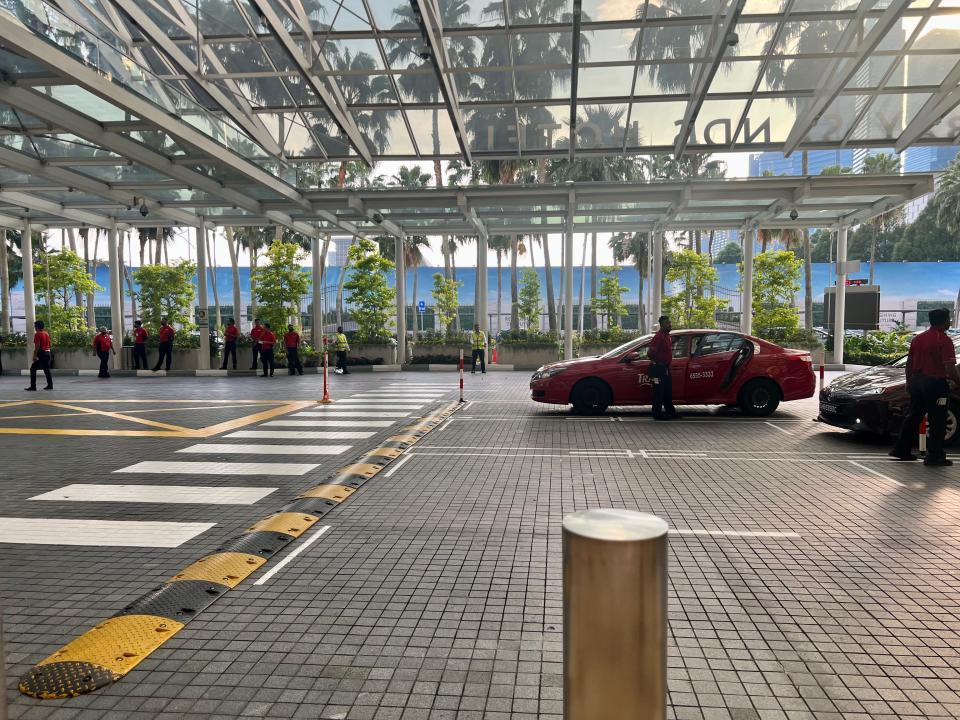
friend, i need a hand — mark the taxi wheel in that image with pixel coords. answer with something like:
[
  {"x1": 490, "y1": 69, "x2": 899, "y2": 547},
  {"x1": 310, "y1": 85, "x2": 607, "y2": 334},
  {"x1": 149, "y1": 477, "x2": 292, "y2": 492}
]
[
  {"x1": 571, "y1": 379, "x2": 611, "y2": 415},
  {"x1": 944, "y1": 402, "x2": 959, "y2": 446},
  {"x1": 738, "y1": 379, "x2": 781, "y2": 417}
]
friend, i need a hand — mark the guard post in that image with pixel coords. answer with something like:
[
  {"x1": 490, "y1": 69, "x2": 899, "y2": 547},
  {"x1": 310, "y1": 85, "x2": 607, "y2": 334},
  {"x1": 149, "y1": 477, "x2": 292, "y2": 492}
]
[{"x1": 563, "y1": 509, "x2": 668, "y2": 720}]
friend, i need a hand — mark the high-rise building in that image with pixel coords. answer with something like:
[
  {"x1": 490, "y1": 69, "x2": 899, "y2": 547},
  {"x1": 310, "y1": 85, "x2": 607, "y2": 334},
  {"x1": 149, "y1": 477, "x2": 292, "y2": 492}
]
[
  {"x1": 902, "y1": 145, "x2": 959, "y2": 173},
  {"x1": 748, "y1": 149, "x2": 857, "y2": 177}
]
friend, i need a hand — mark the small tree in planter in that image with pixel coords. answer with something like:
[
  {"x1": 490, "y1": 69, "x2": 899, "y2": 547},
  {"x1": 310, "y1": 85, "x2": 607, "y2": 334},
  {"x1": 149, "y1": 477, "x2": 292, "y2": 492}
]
[
  {"x1": 750, "y1": 250, "x2": 802, "y2": 338},
  {"x1": 590, "y1": 267, "x2": 628, "y2": 330},
  {"x1": 34, "y1": 248, "x2": 100, "y2": 333},
  {"x1": 255, "y1": 239, "x2": 311, "y2": 330},
  {"x1": 431, "y1": 273, "x2": 462, "y2": 335},
  {"x1": 133, "y1": 261, "x2": 196, "y2": 330},
  {"x1": 662, "y1": 250, "x2": 727, "y2": 328},
  {"x1": 345, "y1": 237, "x2": 394, "y2": 341},
  {"x1": 518, "y1": 269, "x2": 542, "y2": 331}
]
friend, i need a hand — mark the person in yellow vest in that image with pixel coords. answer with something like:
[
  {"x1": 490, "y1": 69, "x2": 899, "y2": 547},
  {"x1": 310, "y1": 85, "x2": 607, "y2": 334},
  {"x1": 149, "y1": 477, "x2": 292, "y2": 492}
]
[
  {"x1": 471, "y1": 323, "x2": 487, "y2": 374},
  {"x1": 334, "y1": 326, "x2": 350, "y2": 375}
]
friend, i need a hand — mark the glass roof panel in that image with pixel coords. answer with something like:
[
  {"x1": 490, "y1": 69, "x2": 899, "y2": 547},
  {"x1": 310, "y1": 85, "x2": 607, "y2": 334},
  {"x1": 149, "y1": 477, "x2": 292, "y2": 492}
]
[
  {"x1": 576, "y1": 104, "x2": 629, "y2": 149},
  {"x1": 192, "y1": 0, "x2": 253, "y2": 35},
  {"x1": 738, "y1": 98, "x2": 797, "y2": 144},
  {"x1": 40, "y1": 86, "x2": 133, "y2": 123},
  {"x1": 582, "y1": 0, "x2": 642, "y2": 22},
  {"x1": 405, "y1": 109, "x2": 460, "y2": 155},
  {"x1": 709, "y1": 60, "x2": 763, "y2": 93},
  {"x1": 0, "y1": 48, "x2": 47, "y2": 76},
  {"x1": 76, "y1": 164, "x2": 177, "y2": 182},
  {"x1": 634, "y1": 65, "x2": 693, "y2": 96},
  {"x1": 631, "y1": 100, "x2": 686, "y2": 146},
  {"x1": 578, "y1": 66, "x2": 633, "y2": 99},
  {"x1": 586, "y1": 29, "x2": 640, "y2": 64},
  {"x1": 363, "y1": 110, "x2": 415, "y2": 155},
  {"x1": 315, "y1": 0, "x2": 371, "y2": 32}
]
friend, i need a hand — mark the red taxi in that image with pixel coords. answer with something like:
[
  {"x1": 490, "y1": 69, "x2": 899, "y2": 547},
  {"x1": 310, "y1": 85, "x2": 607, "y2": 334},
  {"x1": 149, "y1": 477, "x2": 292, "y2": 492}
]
[{"x1": 530, "y1": 330, "x2": 816, "y2": 415}]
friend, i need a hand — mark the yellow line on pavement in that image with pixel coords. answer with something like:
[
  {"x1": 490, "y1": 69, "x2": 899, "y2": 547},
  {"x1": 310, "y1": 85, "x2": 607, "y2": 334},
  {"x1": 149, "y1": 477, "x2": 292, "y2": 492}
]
[
  {"x1": 197, "y1": 401, "x2": 316, "y2": 437},
  {"x1": 40, "y1": 402, "x2": 192, "y2": 433}
]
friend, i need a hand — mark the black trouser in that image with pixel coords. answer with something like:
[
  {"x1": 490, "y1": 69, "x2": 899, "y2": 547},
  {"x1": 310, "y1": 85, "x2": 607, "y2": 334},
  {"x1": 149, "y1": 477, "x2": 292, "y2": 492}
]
[
  {"x1": 260, "y1": 347, "x2": 274, "y2": 376},
  {"x1": 651, "y1": 363, "x2": 675, "y2": 419},
  {"x1": 336, "y1": 350, "x2": 349, "y2": 373},
  {"x1": 153, "y1": 341, "x2": 172, "y2": 371},
  {"x1": 30, "y1": 350, "x2": 52, "y2": 388},
  {"x1": 221, "y1": 341, "x2": 237, "y2": 370},
  {"x1": 286, "y1": 347, "x2": 303, "y2": 375},
  {"x1": 250, "y1": 343, "x2": 261, "y2": 369},
  {"x1": 893, "y1": 374, "x2": 950, "y2": 461},
  {"x1": 471, "y1": 348, "x2": 486, "y2": 373},
  {"x1": 97, "y1": 350, "x2": 110, "y2": 377},
  {"x1": 133, "y1": 343, "x2": 148, "y2": 370}
]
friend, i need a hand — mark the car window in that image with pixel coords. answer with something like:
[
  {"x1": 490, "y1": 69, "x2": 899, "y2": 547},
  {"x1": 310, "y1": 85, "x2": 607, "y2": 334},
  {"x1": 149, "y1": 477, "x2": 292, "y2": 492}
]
[
  {"x1": 692, "y1": 333, "x2": 740, "y2": 356},
  {"x1": 600, "y1": 334, "x2": 653, "y2": 359},
  {"x1": 672, "y1": 335, "x2": 689, "y2": 358}
]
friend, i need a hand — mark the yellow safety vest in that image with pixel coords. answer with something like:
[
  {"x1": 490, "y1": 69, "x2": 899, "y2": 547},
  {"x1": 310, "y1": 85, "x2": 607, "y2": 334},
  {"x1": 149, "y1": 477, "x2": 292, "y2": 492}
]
[
  {"x1": 472, "y1": 331, "x2": 486, "y2": 350},
  {"x1": 335, "y1": 333, "x2": 349, "y2": 352}
]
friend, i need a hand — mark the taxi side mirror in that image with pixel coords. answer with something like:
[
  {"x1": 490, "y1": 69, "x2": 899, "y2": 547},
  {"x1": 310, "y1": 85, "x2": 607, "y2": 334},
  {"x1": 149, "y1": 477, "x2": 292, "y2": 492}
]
[{"x1": 622, "y1": 351, "x2": 642, "y2": 363}]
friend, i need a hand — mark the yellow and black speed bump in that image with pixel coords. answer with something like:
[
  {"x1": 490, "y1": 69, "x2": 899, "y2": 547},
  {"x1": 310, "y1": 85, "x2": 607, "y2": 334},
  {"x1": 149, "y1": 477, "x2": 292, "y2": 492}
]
[{"x1": 19, "y1": 401, "x2": 460, "y2": 699}]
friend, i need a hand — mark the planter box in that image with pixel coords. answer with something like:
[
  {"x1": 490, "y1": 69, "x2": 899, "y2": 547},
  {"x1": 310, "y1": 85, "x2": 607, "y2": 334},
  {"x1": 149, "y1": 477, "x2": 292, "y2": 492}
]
[
  {"x1": 497, "y1": 346, "x2": 561, "y2": 370},
  {"x1": 409, "y1": 343, "x2": 468, "y2": 360}
]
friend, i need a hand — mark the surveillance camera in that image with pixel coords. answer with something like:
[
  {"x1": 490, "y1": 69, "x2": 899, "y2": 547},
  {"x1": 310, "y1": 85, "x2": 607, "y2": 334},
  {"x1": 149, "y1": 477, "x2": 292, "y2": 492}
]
[
  {"x1": 139, "y1": 202, "x2": 149, "y2": 217},
  {"x1": 725, "y1": 32, "x2": 739, "y2": 47},
  {"x1": 789, "y1": 208, "x2": 799, "y2": 221},
  {"x1": 418, "y1": 48, "x2": 432, "y2": 61},
  {"x1": 372, "y1": 212, "x2": 384, "y2": 224}
]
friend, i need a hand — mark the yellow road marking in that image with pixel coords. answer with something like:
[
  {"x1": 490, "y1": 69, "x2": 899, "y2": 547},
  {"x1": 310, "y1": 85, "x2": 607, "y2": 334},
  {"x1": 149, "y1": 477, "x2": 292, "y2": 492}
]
[
  {"x1": 0, "y1": 400, "x2": 32, "y2": 409},
  {"x1": 195, "y1": 401, "x2": 315, "y2": 437},
  {"x1": 40, "y1": 402, "x2": 192, "y2": 433}
]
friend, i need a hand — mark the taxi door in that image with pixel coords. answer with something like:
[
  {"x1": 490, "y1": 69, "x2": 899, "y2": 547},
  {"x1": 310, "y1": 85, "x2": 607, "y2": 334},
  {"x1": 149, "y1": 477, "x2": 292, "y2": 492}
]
[
  {"x1": 669, "y1": 334, "x2": 691, "y2": 402},
  {"x1": 685, "y1": 333, "x2": 743, "y2": 401},
  {"x1": 610, "y1": 341, "x2": 653, "y2": 405}
]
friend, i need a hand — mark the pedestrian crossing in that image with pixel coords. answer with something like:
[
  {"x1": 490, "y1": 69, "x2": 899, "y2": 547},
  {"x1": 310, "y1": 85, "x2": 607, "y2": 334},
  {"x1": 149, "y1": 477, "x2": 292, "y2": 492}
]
[{"x1": 3, "y1": 384, "x2": 451, "y2": 548}]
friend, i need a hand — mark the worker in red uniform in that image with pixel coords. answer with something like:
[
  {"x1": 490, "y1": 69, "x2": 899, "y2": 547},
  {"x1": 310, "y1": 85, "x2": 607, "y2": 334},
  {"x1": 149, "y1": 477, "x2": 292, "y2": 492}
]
[
  {"x1": 152, "y1": 317, "x2": 175, "y2": 372},
  {"x1": 220, "y1": 317, "x2": 239, "y2": 370},
  {"x1": 249, "y1": 318, "x2": 264, "y2": 370},
  {"x1": 648, "y1": 315, "x2": 679, "y2": 421},
  {"x1": 132, "y1": 320, "x2": 148, "y2": 370},
  {"x1": 93, "y1": 326, "x2": 116, "y2": 378},
  {"x1": 259, "y1": 322, "x2": 276, "y2": 377},
  {"x1": 284, "y1": 324, "x2": 304, "y2": 376},
  {"x1": 891, "y1": 307, "x2": 960, "y2": 466},
  {"x1": 25, "y1": 320, "x2": 53, "y2": 391}
]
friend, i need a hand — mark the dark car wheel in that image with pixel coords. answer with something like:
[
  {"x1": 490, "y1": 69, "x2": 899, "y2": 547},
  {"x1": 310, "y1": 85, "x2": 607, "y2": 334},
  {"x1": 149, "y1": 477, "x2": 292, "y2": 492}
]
[
  {"x1": 571, "y1": 379, "x2": 612, "y2": 415},
  {"x1": 944, "y1": 402, "x2": 959, "y2": 446},
  {"x1": 738, "y1": 379, "x2": 781, "y2": 417}
]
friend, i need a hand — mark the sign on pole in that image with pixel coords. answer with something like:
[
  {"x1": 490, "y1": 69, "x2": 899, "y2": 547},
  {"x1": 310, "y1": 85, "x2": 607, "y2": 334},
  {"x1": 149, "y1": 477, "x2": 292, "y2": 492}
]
[
  {"x1": 418, "y1": 300, "x2": 426, "y2": 314},
  {"x1": 197, "y1": 308, "x2": 209, "y2": 327}
]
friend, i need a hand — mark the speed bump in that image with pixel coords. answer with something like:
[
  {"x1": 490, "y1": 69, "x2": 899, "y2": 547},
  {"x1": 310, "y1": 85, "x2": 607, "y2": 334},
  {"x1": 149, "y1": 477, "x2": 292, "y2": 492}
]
[{"x1": 19, "y1": 401, "x2": 461, "y2": 699}]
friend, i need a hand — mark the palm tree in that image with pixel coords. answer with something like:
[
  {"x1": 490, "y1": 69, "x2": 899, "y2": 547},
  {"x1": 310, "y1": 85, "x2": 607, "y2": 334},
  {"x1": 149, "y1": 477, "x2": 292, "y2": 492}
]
[
  {"x1": 610, "y1": 232, "x2": 651, "y2": 333},
  {"x1": 935, "y1": 156, "x2": 960, "y2": 239},
  {"x1": 233, "y1": 226, "x2": 272, "y2": 322},
  {"x1": 861, "y1": 152, "x2": 902, "y2": 284},
  {"x1": 487, "y1": 235, "x2": 511, "y2": 334},
  {"x1": 388, "y1": 165, "x2": 434, "y2": 332}
]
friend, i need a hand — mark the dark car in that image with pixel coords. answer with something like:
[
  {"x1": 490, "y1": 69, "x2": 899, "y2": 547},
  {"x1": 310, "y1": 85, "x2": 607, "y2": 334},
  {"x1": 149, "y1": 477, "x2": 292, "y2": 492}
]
[{"x1": 818, "y1": 337, "x2": 960, "y2": 445}]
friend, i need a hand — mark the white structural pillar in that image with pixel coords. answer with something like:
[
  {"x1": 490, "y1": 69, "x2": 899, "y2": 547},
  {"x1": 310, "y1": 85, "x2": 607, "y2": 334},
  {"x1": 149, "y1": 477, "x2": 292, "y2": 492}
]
[
  {"x1": 741, "y1": 224, "x2": 756, "y2": 336},
  {"x1": 652, "y1": 230, "x2": 663, "y2": 325},
  {"x1": 21, "y1": 220, "x2": 35, "y2": 352},
  {"x1": 394, "y1": 235, "x2": 406, "y2": 364},
  {"x1": 196, "y1": 226, "x2": 210, "y2": 370},
  {"x1": 834, "y1": 224, "x2": 848, "y2": 365},
  {"x1": 107, "y1": 223, "x2": 124, "y2": 370},
  {"x1": 564, "y1": 230, "x2": 575, "y2": 360},
  {"x1": 311, "y1": 235, "x2": 322, "y2": 343},
  {"x1": 477, "y1": 233, "x2": 488, "y2": 334}
]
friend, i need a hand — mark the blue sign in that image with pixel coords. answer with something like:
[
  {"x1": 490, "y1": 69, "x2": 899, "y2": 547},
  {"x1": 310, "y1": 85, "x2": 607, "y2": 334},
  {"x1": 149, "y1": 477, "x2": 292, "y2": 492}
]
[{"x1": 418, "y1": 300, "x2": 426, "y2": 313}]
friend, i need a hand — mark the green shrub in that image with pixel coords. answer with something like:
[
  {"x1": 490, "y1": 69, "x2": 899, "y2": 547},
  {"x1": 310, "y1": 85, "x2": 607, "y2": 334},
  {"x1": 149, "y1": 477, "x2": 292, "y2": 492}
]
[{"x1": 842, "y1": 330, "x2": 911, "y2": 365}]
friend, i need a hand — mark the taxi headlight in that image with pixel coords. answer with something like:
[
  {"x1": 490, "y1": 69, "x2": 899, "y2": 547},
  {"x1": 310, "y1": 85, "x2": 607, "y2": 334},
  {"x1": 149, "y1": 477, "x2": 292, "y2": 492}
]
[{"x1": 533, "y1": 366, "x2": 567, "y2": 381}]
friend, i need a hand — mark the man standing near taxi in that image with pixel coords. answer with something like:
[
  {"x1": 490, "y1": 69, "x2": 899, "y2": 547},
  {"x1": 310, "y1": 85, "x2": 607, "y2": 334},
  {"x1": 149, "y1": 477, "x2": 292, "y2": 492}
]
[
  {"x1": 249, "y1": 318, "x2": 264, "y2": 370},
  {"x1": 284, "y1": 324, "x2": 304, "y2": 375},
  {"x1": 25, "y1": 320, "x2": 53, "y2": 391},
  {"x1": 152, "y1": 317, "x2": 174, "y2": 372},
  {"x1": 891, "y1": 307, "x2": 960, "y2": 466},
  {"x1": 259, "y1": 322, "x2": 276, "y2": 377},
  {"x1": 471, "y1": 323, "x2": 487, "y2": 374},
  {"x1": 133, "y1": 320, "x2": 148, "y2": 370},
  {"x1": 648, "y1": 315, "x2": 679, "y2": 421},
  {"x1": 221, "y1": 317, "x2": 239, "y2": 370},
  {"x1": 93, "y1": 326, "x2": 115, "y2": 378}
]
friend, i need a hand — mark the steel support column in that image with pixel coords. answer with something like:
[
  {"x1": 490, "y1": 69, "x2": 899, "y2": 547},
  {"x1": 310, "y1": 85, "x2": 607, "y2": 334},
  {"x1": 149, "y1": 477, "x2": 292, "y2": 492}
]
[
  {"x1": 834, "y1": 224, "x2": 848, "y2": 366},
  {"x1": 395, "y1": 237, "x2": 406, "y2": 365},
  {"x1": 564, "y1": 229, "x2": 575, "y2": 360},
  {"x1": 311, "y1": 235, "x2": 322, "y2": 345},
  {"x1": 196, "y1": 227, "x2": 210, "y2": 370},
  {"x1": 652, "y1": 230, "x2": 663, "y2": 324},
  {"x1": 22, "y1": 221, "x2": 35, "y2": 351},
  {"x1": 741, "y1": 224, "x2": 756, "y2": 336},
  {"x1": 107, "y1": 224, "x2": 123, "y2": 370},
  {"x1": 477, "y1": 233, "x2": 488, "y2": 334}
]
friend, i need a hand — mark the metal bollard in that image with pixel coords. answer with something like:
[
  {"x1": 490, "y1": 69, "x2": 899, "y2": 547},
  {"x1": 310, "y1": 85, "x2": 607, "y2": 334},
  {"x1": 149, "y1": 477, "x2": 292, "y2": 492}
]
[
  {"x1": 458, "y1": 348, "x2": 464, "y2": 403},
  {"x1": 1, "y1": 607, "x2": 7, "y2": 720},
  {"x1": 919, "y1": 414, "x2": 928, "y2": 456},
  {"x1": 564, "y1": 509, "x2": 668, "y2": 720}
]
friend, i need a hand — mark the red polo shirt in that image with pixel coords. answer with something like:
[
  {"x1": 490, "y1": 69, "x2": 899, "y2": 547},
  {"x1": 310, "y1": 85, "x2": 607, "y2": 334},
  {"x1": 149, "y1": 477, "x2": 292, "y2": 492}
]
[
  {"x1": 34, "y1": 329, "x2": 52, "y2": 352},
  {"x1": 224, "y1": 325, "x2": 239, "y2": 342},
  {"x1": 908, "y1": 327, "x2": 956, "y2": 379},
  {"x1": 649, "y1": 330, "x2": 672, "y2": 365},
  {"x1": 260, "y1": 330, "x2": 276, "y2": 350},
  {"x1": 134, "y1": 327, "x2": 147, "y2": 344},
  {"x1": 250, "y1": 326, "x2": 264, "y2": 343},
  {"x1": 93, "y1": 333, "x2": 112, "y2": 353},
  {"x1": 283, "y1": 331, "x2": 300, "y2": 349},
  {"x1": 158, "y1": 325, "x2": 175, "y2": 343}
]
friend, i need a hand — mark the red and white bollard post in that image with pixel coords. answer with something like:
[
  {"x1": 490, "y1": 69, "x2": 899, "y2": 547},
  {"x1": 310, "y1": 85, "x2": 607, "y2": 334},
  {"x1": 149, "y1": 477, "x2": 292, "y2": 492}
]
[
  {"x1": 919, "y1": 415, "x2": 928, "y2": 456},
  {"x1": 320, "y1": 351, "x2": 333, "y2": 403},
  {"x1": 459, "y1": 348, "x2": 465, "y2": 403},
  {"x1": 819, "y1": 364, "x2": 825, "y2": 394}
]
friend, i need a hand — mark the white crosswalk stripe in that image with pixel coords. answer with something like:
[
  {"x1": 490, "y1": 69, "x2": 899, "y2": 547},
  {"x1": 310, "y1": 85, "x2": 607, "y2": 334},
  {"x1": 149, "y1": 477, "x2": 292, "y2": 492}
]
[
  {"x1": 0, "y1": 518, "x2": 216, "y2": 547},
  {"x1": 114, "y1": 461, "x2": 319, "y2": 476},
  {"x1": 226, "y1": 430, "x2": 376, "y2": 440},
  {"x1": 29, "y1": 484, "x2": 277, "y2": 505},
  {"x1": 264, "y1": 419, "x2": 396, "y2": 428},
  {"x1": 295, "y1": 411, "x2": 411, "y2": 418},
  {"x1": 178, "y1": 443, "x2": 353, "y2": 455}
]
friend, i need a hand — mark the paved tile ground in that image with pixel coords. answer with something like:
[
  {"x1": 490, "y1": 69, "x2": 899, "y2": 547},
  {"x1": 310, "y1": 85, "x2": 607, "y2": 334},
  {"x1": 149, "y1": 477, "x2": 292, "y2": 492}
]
[{"x1": 1, "y1": 370, "x2": 959, "y2": 719}]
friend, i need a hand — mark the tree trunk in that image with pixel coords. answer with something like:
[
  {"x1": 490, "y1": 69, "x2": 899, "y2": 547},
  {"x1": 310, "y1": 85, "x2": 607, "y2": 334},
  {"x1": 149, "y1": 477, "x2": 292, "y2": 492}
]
[
  {"x1": 225, "y1": 227, "x2": 243, "y2": 329},
  {"x1": 207, "y1": 231, "x2": 221, "y2": 331},
  {"x1": 510, "y1": 234, "x2": 519, "y2": 332},
  {"x1": 695, "y1": 230, "x2": 702, "y2": 255},
  {"x1": 708, "y1": 230, "x2": 715, "y2": 264},
  {"x1": 411, "y1": 264, "x2": 419, "y2": 335},
  {"x1": 0, "y1": 229, "x2": 9, "y2": 334},
  {"x1": 638, "y1": 264, "x2": 646, "y2": 334},
  {"x1": 802, "y1": 151, "x2": 813, "y2": 333},
  {"x1": 496, "y1": 252, "x2": 503, "y2": 334},
  {"x1": 591, "y1": 233, "x2": 598, "y2": 330},
  {"x1": 162, "y1": 239, "x2": 169, "y2": 266},
  {"x1": 249, "y1": 242, "x2": 258, "y2": 322},
  {"x1": 543, "y1": 234, "x2": 557, "y2": 332},
  {"x1": 154, "y1": 226, "x2": 163, "y2": 264},
  {"x1": 66, "y1": 228, "x2": 82, "y2": 310}
]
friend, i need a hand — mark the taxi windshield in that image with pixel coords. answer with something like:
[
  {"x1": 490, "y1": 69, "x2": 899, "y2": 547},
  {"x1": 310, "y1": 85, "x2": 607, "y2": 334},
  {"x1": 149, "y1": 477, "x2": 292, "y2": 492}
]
[{"x1": 599, "y1": 334, "x2": 653, "y2": 359}]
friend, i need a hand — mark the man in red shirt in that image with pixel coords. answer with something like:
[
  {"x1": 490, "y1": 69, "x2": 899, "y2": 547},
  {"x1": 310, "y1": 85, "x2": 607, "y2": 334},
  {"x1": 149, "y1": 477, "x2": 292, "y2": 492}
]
[
  {"x1": 249, "y1": 318, "x2": 264, "y2": 370},
  {"x1": 891, "y1": 308, "x2": 960, "y2": 466},
  {"x1": 220, "y1": 317, "x2": 240, "y2": 370},
  {"x1": 284, "y1": 324, "x2": 303, "y2": 376},
  {"x1": 152, "y1": 318, "x2": 175, "y2": 372},
  {"x1": 259, "y1": 322, "x2": 276, "y2": 377},
  {"x1": 93, "y1": 326, "x2": 115, "y2": 378},
  {"x1": 648, "y1": 315, "x2": 679, "y2": 421},
  {"x1": 132, "y1": 320, "x2": 149, "y2": 370},
  {"x1": 25, "y1": 320, "x2": 53, "y2": 391}
]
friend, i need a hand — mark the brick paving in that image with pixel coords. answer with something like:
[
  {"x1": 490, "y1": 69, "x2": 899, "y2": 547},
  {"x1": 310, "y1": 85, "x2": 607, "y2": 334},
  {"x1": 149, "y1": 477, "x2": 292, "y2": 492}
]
[{"x1": 1, "y1": 371, "x2": 959, "y2": 719}]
